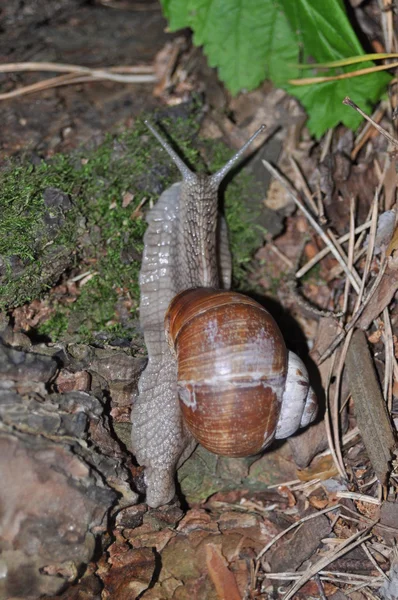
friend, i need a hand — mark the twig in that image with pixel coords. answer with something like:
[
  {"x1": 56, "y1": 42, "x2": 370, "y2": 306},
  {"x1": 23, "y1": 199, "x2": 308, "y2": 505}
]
[
  {"x1": 327, "y1": 228, "x2": 362, "y2": 289},
  {"x1": 335, "y1": 492, "x2": 381, "y2": 505},
  {"x1": 316, "y1": 165, "x2": 390, "y2": 363},
  {"x1": 320, "y1": 128, "x2": 334, "y2": 163},
  {"x1": 283, "y1": 530, "x2": 374, "y2": 599},
  {"x1": 382, "y1": 306, "x2": 394, "y2": 413},
  {"x1": 378, "y1": 0, "x2": 394, "y2": 54},
  {"x1": 262, "y1": 160, "x2": 361, "y2": 293},
  {"x1": 267, "y1": 242, "x2": 294, "y2": 269},
  {"x1": 343, "y1": 97, "x2": 398, "y2": 148},
  {"x1": 325, "y1": 351, "x2": 348, "y2": 480},
  {"x1": 288, "y1": 236, "x2": 344, "y2": 318},
  {"x1": 315, "y1": 181, "x2": 327, "y2": 225},
  {"x1": 342, "y1": 197, "x2": 356, "y2": 315},
  {"x1": 357, "y1": 193, "x2": 380, "y2": 305},
  {"x1": 289, "y1": 61, "x2": 398, "y2": 85},
  {"x1": 265, "y1": 479, "x2": 301, "y2": 489},
  {"x1": 351, "y1": 105, "x2": 386, "y2": 160},
  {"x1": 0, "y1": 61, "x2": 156, "y2": 100},
  {"x1": 296, "y1": 220, "x2": 372, "y2": 279},
  {"x1": 331, "y1": 343, "x2": 351, "y2": 477},
  {"x1": 0, "y1": 61, "x2": 155, "y2": 80},
  {"x1": 314, "y1": 573, "x2": 328, "y2": 600},
  {"x1": 288, "y1": 479, "x2": 322, "y2": 493},
  {"x1": 69, "y1": 270, "x2": 96, "y2": 283},
  {"x1": 328, "y1": 197, "x2": 378, "y2": 475},
  {"x1": 0, "y1": 72, "x2": 80, "y2": 100},
  {"x1": 341, "y1": 504, "x2": 398, "y2": 535},
  {"x1": 289, "y1": 156, "x2": 319, "y2": 215},
  {"x1": 361, "y1": 541, "x2": 390, "y2": 581},
  {"x1": 256, "y1": 504, "x2": 342, "y2": 561},
  {"x1": 294, "y1": 53, "x2": 398, "y2": 69},
  {"x1": 317, "y1": 254, "x2": 387, "y2": 364},
  {"x1": 263, "y1": 570, "x2": 383, "y2": 584},
  {"x1": 359, "y1": 475, "x2": 379, "y2": 490}
]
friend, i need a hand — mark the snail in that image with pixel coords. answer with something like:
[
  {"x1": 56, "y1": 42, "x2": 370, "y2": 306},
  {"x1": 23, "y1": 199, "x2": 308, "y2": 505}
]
[{"x1": 131, "y1": 121, "x2": 317, "y2": 508}]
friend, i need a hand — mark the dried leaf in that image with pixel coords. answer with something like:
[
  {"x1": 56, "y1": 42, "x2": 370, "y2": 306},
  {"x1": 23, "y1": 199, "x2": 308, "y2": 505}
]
[
  {"x1": 269, "y1": 513, "x2": 331, "y2": 573},
  {"x1": 386, "y1": 225, "x2": 398, "y2": 256},
  {"x1": 205, "y1": 543, "x2": 242, "y2": 600},
  {"x1": 297, "y1": 454, "x2": 339, "y2": 481},
  {"x1": 356, "y1": 254, "x2": 398, "y2": 330},
  {"x1": 369, "y1": 210, "x2": 396, "y2": 254},
  {"x1": 102, "y1": 547, "x2": 156, "y2": 600}
]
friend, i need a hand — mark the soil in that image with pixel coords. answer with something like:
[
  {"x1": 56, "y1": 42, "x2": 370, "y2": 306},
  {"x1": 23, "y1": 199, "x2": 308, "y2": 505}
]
[{"x1": 0, "y1": 0, "x2": 170, "y2": 158}]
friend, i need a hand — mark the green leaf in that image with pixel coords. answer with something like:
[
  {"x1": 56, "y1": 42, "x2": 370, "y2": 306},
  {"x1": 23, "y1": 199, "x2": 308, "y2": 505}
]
[
  {"x1": 279, "y1": 0, "x2": 363, "y2": 61},
  {"x1": 279, "y1": 0, "x2": 391, "y2": 136},
  {"x1": 286, "y1": 70, "x2": 391, "y2": 137},
  {"x1": 161, "y1": 0, "x2": 192, "y2": 30},
  {"x1": 267, "y1": 5, "x2": 300, "y2": 87},
  {"x1": 161, "y1": 0, "x2": 299, "y2": 93},
  {"x1": 160, "y1": 0, "x2": 391, "y2": 137}
]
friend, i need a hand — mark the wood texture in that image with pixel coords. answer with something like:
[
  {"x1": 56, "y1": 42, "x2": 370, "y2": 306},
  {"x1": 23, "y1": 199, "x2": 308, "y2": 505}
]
[{"x1": 346, "y1": 329, "x2": 396, "y2": 485}]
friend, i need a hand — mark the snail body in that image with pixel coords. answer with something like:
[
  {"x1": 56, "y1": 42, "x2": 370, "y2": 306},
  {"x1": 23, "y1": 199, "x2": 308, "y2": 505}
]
[{"x1": 131, "y1": 122, "x2": 317, "y2": 508}]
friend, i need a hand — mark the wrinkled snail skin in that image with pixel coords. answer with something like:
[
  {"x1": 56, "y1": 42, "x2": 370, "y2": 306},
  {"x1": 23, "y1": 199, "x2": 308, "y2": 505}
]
[
  {"x1": 131, "y1": 122, "x2": 317, "y2": 508},
  {"x1": 131, "y1": 122, "x2": 266, "y2": 508}
]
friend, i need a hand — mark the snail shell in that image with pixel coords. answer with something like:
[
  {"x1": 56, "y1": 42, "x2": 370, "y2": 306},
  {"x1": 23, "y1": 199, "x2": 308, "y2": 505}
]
[{"x1": 165, "y1": 288, "x2": 289, "y2": 457}]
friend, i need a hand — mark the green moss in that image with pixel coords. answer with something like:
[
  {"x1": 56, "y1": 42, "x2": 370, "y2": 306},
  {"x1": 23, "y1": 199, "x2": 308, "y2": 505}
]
[
  {"x1": 300, "y1": 261, "x2": 325, "y2": 285},
  {"x1": 2, "y1": 108, "x2": 264, "y2": 343},
  {"x1": 224, "y1": 173, "x2": 263, "y2": 286},
  {"x1": 38, "y1": 312, "x2": 69, "y2": 339},
  {"x1": 0, "y1": 158, "x2": 81, "y2": 308},
  {"x1": 0, "y1": 165, "x2": 45, "y2": 259}
]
